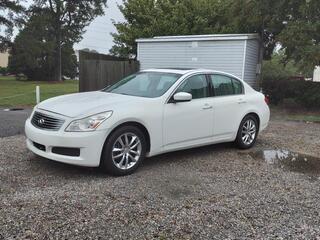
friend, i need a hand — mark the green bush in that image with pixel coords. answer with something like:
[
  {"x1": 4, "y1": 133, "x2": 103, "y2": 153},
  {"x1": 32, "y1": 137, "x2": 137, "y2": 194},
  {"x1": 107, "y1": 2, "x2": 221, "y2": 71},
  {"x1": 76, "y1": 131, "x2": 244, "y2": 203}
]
[
  {"x1": 262, "y1": 56, "x2": 320, "y2": 109},
  {"x1": 294, "y1": 82, "x2": 320, "y2": 108},
  {"x1": 0, "y1": 67, "x2": 8, "y2": 75},
  {"x1": 262, "y1": 76, "x2": 320, "y2": 108},
  {"x1": 262, "y1": 58, "x2": 295, "y2": 104}
]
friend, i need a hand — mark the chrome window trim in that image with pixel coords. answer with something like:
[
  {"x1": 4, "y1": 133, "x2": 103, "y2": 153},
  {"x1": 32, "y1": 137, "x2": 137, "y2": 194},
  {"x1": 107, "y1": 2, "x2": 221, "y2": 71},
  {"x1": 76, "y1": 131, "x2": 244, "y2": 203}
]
[{"x1": 166, "y1": 72, "x2": 246, "y2": 103}]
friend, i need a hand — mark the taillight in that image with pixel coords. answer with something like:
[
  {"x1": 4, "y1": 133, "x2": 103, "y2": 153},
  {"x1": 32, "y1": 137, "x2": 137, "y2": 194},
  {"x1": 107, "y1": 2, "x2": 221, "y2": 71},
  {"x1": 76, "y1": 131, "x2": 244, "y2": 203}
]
[{"x1": 264, "y1": 95, "x2": 270, "y2": 105}]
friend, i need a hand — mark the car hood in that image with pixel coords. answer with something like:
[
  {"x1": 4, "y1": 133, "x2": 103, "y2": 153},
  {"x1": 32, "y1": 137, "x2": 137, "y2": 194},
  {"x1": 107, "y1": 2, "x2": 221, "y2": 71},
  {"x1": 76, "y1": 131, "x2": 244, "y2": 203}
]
[{"x1": 37, "y1": 91, "x2": 139, "y2": 118}]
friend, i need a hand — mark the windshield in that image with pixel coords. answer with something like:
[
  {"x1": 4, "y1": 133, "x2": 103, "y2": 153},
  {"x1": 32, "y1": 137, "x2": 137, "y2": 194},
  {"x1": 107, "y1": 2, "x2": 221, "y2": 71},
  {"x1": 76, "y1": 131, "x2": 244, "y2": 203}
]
[{"x1": 103, "y1": 72, "x2": 182, "y2": 98}]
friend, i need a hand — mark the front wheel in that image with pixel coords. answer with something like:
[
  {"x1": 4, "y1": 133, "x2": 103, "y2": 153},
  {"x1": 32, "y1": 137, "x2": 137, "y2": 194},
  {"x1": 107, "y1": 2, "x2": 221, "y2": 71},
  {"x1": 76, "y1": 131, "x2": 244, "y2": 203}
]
[
  {"x1": 235, "y1": 115, "x2": 258, "y2": 149},
  {"x1": 100, "y1": 126, "x2": 146, "y2": 176}
]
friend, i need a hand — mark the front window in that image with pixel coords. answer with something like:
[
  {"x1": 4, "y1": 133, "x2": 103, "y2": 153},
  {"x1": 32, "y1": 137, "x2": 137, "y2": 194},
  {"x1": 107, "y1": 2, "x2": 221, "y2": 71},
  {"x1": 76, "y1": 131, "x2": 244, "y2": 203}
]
[
  {"x1": 104, "y1": 72, "x2": 182, "y2": 98},
  {"x1": 176, "y1": 74, "x2": 209, "y2": 99}
]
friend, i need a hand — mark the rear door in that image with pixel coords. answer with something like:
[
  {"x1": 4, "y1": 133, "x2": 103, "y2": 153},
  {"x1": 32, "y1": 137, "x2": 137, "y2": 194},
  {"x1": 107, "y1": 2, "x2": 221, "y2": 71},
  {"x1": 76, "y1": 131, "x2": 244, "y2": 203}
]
[{"x1": 209, "y1": 74, "x2": 246, "y2": 140}]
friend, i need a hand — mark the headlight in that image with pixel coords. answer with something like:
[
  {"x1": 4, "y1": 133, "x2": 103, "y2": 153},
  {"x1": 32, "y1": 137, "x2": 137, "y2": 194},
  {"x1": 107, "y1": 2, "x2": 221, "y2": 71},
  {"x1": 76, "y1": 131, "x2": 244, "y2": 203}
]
[{"x1": 65, "y1": 111, "x2": 113, "y2": 132}]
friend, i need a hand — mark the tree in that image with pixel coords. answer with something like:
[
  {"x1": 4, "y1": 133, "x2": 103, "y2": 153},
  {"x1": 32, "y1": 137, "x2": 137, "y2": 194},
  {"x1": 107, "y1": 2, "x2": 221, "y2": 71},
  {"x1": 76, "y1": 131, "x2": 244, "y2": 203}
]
[
  {"x1": 0, "y1": 0, "x2": 24, "y2": 51},
  {"x1": 30, "y1": 0, "x2": 107, "y2": 81},
  {"x1": 112, "y1": 0, "x2": 320, "y2": 74},
  {"x1": 111, "y1": 0, "x2": 291, "y2": 59},
  {"x1": 8, "y1": 12, "x2": 77, "y2": 81},
  {"x1": 278, "y1": 0, "x2": 320, "y2": 75},
  {"x1": 225, "y1": 0, "x2": 286, "y2": 59},
  {"x1": 111, "y1": 0, "x2": 230, "y2": 58},
  {"x1": 227, "y1": 0, "x2": 320, "y2": 71}
]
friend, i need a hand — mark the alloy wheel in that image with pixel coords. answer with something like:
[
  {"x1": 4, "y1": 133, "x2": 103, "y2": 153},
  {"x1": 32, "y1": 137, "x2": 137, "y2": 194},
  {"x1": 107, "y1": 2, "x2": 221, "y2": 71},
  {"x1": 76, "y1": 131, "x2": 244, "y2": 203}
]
[
  {"x1": 112, "y1": 133, "x2": 142, "y2": 170},
  {"x1": 241, "y1": 119, "x2": 256, "y2": 145}
]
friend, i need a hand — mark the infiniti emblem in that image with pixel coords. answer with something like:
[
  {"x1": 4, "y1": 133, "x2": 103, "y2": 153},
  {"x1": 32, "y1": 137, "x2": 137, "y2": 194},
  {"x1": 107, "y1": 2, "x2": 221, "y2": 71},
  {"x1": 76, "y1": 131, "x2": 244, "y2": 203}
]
[{"x1": 38, "y1": 118, "x2": 45, "y2": 125}]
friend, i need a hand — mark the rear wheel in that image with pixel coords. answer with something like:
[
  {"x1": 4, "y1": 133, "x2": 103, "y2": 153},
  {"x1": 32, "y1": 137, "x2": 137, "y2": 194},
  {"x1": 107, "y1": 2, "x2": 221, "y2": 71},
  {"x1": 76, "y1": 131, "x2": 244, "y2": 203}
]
[
  {"x1": 100, "y1": 126, "x2": 146, "y2": 176},
  {"x1": 235, "y1": 115, "x2": 258, "y2": 149}
]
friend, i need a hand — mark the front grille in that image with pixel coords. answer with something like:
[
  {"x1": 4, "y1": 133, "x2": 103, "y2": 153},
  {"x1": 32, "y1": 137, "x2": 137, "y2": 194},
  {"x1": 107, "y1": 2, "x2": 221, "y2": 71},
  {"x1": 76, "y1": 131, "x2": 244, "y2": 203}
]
[{"x1": 31, "y1": 111, "x2": 65, "y2": 131}]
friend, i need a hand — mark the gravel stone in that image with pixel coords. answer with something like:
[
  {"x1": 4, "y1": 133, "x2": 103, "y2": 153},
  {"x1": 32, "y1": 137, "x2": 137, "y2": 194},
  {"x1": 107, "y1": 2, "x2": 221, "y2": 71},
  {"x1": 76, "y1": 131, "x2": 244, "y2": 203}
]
[{"x1": 0, "y1": 117, "x2": 320, "y2": 239}]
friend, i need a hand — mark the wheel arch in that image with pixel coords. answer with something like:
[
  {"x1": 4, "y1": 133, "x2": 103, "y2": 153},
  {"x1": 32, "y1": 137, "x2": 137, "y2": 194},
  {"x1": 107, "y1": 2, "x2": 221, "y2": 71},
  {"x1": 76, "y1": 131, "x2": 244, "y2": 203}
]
[
  {"x1": 243, "y1": 112, "x2": 260, "y2": 131},
  {"x1": 105, "y1": 121, "x2": 151, "y2": 153}
]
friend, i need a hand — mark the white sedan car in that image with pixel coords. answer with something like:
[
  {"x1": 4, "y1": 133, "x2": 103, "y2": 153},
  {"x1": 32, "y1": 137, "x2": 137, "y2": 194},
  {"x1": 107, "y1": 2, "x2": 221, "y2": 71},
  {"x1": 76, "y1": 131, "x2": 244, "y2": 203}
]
[{"x1": 25, "y1": 69, "x2": 270, "y2": 175}]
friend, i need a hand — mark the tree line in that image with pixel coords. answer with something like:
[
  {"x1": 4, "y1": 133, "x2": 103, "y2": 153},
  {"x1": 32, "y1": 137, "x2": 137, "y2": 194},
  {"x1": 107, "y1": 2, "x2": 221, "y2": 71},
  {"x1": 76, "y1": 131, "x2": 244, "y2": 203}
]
[
  {"x1": 1, "y1": 0, "x2": 319, "y2": 81},
  {"x1": 111, "y1": 0, "x2": 320, "y2": 75}
]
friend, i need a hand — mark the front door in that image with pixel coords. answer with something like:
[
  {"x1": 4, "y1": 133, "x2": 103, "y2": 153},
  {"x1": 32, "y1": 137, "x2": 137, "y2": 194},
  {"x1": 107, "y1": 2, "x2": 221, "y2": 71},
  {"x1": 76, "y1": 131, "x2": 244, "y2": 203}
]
[{"x1": 163, "y1": 74, "x2": 214, "y2": 150}]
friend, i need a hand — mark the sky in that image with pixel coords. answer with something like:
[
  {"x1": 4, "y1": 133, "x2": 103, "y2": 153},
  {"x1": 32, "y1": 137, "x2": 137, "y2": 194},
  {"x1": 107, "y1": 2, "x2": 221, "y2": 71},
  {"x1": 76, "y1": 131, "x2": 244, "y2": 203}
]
[
  {"x1": 17, "y1": 0, "x2": 125, "y2": 54},
  {"x1": 74, "y1": 0, "x2": 124, "y2": 54}
]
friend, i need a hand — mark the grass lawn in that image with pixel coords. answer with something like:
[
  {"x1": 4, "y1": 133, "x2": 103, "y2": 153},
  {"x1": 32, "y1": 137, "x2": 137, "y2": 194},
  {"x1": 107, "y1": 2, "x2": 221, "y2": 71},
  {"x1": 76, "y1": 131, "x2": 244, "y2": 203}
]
[
  {"x1": 0, "y1": 76, "x2": 79, "y2": 107},
  {"x1": 271, "y1": 106, "x2": 320, "y2": 123},
  {"x1": 287, "y1": 114, "x2": 320, "y2": 123}
]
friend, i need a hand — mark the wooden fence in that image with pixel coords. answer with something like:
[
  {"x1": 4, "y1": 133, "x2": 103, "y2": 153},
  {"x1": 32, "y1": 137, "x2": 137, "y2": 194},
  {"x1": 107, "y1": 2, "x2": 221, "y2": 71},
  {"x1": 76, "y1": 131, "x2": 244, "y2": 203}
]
[{"x1": 79, "y1": 51, "x2": 140, "y2": 92}]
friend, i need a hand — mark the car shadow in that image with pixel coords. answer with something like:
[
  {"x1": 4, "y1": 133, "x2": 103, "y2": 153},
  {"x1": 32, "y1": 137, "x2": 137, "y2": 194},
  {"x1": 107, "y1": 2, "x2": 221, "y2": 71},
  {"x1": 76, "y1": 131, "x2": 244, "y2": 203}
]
[
  {"x1": 29, "y1": 142, "x2": 236, "y2": 177},
  {"x1": 30, "y1": 156, "x2": 107, "y2": 179},
  {"x1": 141, "y1": 142, "x2": 235, "y2": 167}
]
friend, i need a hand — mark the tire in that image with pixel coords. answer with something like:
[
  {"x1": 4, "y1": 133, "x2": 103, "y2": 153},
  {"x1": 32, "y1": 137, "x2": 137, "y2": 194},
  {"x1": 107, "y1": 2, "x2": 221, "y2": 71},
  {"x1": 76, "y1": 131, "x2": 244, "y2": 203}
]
[
  {"x1": 235, "y1": 115, "x2": 258, "y2": 149},
  {"x1": 100, "y1": 125, "x2": 147, "y2": 176}
]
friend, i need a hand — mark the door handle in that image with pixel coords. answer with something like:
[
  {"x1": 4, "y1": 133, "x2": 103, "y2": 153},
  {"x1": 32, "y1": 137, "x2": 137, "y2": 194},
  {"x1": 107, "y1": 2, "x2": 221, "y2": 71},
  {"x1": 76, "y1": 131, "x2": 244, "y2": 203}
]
[
  {"x1": 202, "y1": 104, "x2": 213, "y2": 110},
  {"x1": 237, "y1": 99, "x2": 247, "y2": 104}
]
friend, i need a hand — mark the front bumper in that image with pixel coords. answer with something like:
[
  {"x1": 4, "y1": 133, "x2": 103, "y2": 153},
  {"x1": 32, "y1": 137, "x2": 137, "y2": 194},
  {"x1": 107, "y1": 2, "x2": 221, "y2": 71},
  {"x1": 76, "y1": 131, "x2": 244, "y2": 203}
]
[{"x1": 25, "y1": 118, "x2": 110, "y2": 167}]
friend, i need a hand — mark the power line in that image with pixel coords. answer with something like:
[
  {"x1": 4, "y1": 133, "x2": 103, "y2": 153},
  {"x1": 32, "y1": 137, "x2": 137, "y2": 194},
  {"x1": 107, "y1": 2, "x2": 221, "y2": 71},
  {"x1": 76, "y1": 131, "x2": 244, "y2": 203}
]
[
  {"x1": 90, "y1": 21, "x2": 115, "y2": 26},
  {"x1": 81, "y1": 38, "x2": 109, "y2": 42},
  {"x1": 88, "y1": 25, "x2": 114, "y2": 30},
  {"x1": 81, "y1": 35, "x2": 113, "y2": 42},
  {"x1": 85, "y1": 29, "x2": 112, "y2": 34}
]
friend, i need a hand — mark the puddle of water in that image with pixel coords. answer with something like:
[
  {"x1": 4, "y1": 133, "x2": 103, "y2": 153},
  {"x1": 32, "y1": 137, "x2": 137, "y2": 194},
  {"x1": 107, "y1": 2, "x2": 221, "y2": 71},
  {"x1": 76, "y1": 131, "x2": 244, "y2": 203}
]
[{"x1": 249, "y1": 150, "x2": 320, "y2": 178}]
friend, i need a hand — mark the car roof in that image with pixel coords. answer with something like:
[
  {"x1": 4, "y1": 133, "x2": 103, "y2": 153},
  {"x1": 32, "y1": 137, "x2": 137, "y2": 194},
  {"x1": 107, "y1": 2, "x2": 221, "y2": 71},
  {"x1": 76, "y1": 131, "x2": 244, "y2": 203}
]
[
  {"x1": 141, "y1": 68, "x2": 195, "y2": 74},
  {"x1": 141, "y1": 68, "x2": 242, "y2": 80}
]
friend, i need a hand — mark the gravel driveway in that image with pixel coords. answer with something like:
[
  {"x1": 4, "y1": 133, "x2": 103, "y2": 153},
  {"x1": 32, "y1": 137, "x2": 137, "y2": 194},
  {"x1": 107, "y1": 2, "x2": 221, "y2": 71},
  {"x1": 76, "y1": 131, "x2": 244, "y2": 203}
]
[
  {"x1": 1, "y1": 117, "x2": 320, "y2": 239},
  {"x1": 0, "y1": 108, "x2": 32, "y2": 137}
]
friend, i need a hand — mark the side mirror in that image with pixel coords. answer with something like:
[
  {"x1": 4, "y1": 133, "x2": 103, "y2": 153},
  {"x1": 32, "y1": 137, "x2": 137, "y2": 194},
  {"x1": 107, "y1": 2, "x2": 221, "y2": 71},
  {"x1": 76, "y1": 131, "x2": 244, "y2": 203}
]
[{"x1": 173, "y1": 92, "x2": 192, "y2": 102}]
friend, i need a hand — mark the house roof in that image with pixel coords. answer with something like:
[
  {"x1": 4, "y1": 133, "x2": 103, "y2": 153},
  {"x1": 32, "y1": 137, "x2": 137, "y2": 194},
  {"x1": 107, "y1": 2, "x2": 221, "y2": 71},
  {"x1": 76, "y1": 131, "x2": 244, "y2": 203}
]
[{"x1": 136, "y1": 34, "x2": 260, "y2": 43}]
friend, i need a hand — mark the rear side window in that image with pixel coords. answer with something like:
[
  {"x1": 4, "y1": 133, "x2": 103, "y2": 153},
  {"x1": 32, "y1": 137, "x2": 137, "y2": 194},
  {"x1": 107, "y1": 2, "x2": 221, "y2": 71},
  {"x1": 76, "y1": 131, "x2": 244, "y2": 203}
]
[
  {"x1": 232, "y1": 78, "x2": 243, "y2": 94},
  {"x1": 210, "y1": 75, "x2": 243, "y2": 96},
  {"x1": 210, "y1": 75, "x2": 233, "y2": 96}
]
